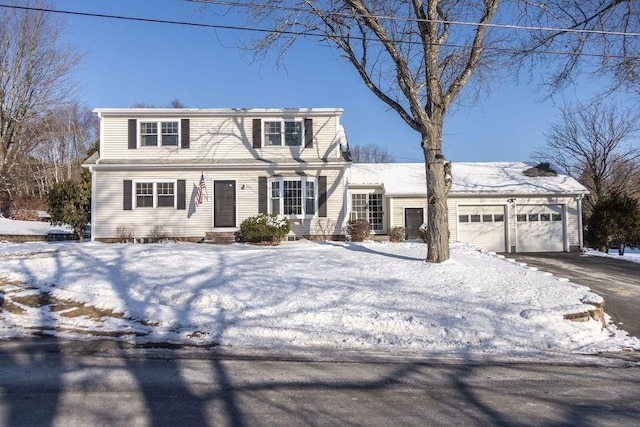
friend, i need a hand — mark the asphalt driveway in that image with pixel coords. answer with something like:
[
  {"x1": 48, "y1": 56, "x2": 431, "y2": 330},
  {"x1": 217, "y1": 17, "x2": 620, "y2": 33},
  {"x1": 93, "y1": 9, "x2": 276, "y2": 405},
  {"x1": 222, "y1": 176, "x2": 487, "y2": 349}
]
[{"x1": 504, "y1": 252, "x2": 640, "y2": 339}]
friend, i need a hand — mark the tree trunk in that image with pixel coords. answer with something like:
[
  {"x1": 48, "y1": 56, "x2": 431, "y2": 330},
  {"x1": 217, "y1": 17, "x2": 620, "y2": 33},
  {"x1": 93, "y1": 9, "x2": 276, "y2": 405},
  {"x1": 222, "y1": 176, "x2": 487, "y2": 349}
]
[{"x1": 423, "y1": 131, "x2": 451, "y2": 263}]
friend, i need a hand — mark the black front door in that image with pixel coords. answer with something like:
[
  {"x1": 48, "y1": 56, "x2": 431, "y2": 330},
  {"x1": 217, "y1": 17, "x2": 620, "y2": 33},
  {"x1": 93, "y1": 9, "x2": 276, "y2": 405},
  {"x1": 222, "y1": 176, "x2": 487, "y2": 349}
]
[
  {"x1": 404, "y1": 208, "x2": 424, "y2": 239},
  {"x1": 214, "y1": 180, "x2": 236, "y2": 227}
]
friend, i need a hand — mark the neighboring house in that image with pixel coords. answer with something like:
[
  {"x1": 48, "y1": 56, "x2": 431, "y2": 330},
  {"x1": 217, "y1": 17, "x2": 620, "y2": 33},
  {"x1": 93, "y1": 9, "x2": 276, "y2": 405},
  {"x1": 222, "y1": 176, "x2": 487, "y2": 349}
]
[
  {"x1": 348, "y1": 162, "x2": 588, "y2": 252},
  {"x1": 84, "y1": 107, "x2": 587, "y2": 252},
  {"x1": 84, "y1": 108, "x2": 351, "y2": 242}
]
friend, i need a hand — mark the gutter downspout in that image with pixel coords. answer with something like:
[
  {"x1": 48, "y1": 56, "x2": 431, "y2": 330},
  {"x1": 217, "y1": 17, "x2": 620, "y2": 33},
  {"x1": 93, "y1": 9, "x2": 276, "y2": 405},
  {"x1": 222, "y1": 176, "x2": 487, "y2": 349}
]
[{"x1": 577, "y1": 194, "x2": 585, "y2": 251}]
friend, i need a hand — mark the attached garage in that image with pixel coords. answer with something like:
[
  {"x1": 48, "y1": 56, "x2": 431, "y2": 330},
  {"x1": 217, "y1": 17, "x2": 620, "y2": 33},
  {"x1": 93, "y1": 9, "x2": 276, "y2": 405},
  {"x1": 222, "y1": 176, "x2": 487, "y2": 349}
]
[
  {"x1": 457, "y1": 205, "x2": 507, "y2": 252},
  {"x1": 348, "y1": 162, "x2": 588, "y2": 253},
  {"x1": 516, "y1": 205, "x2": 565, "y2": 252}
]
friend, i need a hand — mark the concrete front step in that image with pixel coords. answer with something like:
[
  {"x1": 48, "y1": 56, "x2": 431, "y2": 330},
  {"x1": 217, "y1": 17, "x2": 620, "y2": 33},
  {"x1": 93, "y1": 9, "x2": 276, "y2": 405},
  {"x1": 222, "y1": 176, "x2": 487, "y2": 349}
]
[{"x1": 204, "y1": 232, "x2": 237, "y2": 244}]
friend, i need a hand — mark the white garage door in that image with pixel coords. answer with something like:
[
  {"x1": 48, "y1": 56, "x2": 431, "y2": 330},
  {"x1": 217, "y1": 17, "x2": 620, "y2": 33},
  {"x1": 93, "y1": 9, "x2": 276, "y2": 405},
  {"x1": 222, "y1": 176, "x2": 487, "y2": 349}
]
[
  {"x1": 457, "y1": 205, "x2": 506, "y2": 252},
  {"x1": 516, "y1": 205, "x2": 564, "y2": 252}
]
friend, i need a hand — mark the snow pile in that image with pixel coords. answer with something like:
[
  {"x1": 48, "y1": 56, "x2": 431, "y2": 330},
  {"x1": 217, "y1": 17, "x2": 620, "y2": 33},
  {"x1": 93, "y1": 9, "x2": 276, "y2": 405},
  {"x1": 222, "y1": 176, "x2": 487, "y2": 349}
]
[{"x1": 1, "y1": 239, "x2": 637, "y2": 358}]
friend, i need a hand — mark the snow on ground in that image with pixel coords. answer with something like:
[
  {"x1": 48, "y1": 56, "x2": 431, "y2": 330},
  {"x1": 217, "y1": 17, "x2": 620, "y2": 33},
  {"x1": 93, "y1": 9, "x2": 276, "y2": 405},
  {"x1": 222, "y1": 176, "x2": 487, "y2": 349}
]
[
  {"x1": 1, "y1": 238, "x2": 638, "y2": 359},
  {"x1": 586, "y1": 248, "x2": 640, "y2": 264},
  {"x1": 0, "y1": 217, "x2": 71, "y2": 236}
]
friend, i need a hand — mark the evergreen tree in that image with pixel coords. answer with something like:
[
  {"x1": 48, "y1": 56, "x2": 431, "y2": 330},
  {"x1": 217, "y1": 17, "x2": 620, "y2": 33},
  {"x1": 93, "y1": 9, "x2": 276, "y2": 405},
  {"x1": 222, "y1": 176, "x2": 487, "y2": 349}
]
[
  {"x1": 47, "y1": 170, "x2": 91, "y2": 241},
  {"x1": 586, "y1": 194, "x2": 640, "y2": 255}
]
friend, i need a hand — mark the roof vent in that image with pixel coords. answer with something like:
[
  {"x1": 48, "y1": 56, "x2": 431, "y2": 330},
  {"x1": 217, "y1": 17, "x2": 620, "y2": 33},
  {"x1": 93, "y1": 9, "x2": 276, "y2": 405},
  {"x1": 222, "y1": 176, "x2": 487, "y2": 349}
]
[{"x1": 523, "y1": 162, "x2": 557, "y2": 177}]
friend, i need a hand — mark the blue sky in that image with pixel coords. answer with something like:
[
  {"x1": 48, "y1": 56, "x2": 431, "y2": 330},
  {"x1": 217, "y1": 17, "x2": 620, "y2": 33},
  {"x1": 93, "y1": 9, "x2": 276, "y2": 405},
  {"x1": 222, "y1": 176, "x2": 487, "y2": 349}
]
[{"x1": 37, "y1": 0, "x2": 626, "y2": 162}]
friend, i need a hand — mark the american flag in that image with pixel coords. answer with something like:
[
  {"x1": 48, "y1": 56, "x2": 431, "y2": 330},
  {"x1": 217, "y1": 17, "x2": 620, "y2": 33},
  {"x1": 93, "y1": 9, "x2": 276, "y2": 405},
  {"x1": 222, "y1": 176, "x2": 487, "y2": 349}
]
[{"x1": 196, "y1": 173, "x2": 206, "y2": 206}]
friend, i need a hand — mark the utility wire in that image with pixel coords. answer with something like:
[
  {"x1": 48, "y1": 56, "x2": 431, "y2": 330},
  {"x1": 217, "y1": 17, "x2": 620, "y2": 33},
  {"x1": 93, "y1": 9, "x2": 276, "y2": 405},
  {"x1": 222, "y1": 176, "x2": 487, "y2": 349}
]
[
  {"x1": 0, "y1": 2, "x2": 636, "y2": 60},
  {"x1": 184, "y1": 0, "x2": 640, "y2": 37}
]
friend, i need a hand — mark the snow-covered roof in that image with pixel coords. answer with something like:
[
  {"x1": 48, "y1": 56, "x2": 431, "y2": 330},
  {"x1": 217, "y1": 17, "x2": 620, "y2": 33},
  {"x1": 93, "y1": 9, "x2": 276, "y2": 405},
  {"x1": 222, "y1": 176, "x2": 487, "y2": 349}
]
[{"x1": 349, "y1": 162, "x2": 588, "y2": 195}]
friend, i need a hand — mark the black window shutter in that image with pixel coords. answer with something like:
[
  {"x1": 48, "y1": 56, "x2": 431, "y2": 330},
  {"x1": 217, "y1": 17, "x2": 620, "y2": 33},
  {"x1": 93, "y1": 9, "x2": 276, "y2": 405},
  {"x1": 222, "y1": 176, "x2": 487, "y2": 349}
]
[
  {"x1": 177, "y1": 180, "x2": 186, "y2": 210},
  {"x1": 304, "y1": 118, "x2": 313, "y2": 148},
  {"x1": 253, "y1": 119, "x2": 262, "y2": 148},
  {"x1": 123, "y1": 180, "x2": 132, "y2": 210},
  {"x1": 258, "y1": 176, "x2": 267, "y2": 214},
  {"x1": 180, "y1": 119, "x2": 190, "y2": 149},
  {"x1": 128, "y1": 119, "x2": 137, "y2": 149},
  {"x1": 318, "y1": 175, "x2": 327, "y2": 217}
]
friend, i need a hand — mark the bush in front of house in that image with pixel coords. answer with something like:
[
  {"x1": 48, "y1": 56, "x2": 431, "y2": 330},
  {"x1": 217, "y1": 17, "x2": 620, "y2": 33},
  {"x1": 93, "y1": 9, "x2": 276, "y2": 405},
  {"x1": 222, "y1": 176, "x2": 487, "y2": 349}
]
[
  {"x1": 240, "y1": 213, "x2": 290, "y2": 244},
  {"x1": 148, "y1": 225, "x2": 169, "y2": 243},
  {"x1": 419, "y1": 223, "x2": 428, "y2": 243},
  {"x1": 347, "y1": 219, "x2": 371, "y2": 242},
  {"x1": 389, "y1": 226, "x2": 405, "y2": 242}
]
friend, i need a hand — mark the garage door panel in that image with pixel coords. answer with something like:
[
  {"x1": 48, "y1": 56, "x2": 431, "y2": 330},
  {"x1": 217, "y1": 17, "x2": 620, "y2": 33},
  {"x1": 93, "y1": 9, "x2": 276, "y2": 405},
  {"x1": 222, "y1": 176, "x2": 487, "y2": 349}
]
[
  {"x1": 458, "y1": 205, "x2": 506, "y2": 252},
  {"x1": 516, "y1": 205, "x2": 564, "y2": 252}
]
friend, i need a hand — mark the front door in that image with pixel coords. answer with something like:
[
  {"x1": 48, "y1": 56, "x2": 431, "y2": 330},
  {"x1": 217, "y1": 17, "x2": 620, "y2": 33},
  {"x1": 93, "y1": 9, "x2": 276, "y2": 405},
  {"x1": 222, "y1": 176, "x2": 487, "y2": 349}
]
[
  {"x1": 214, "y1": 180, "x2": 236, "y2": 227},
  {"x1": 404, "y1": 208, "x2": 424, "y2": 239}
]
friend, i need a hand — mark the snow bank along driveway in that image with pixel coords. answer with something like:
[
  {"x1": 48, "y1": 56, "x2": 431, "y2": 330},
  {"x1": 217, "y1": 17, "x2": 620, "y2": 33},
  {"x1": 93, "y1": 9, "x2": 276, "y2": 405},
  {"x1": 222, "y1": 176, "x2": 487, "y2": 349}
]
[{"x1": 0, "y1": 240, "x2": 638, "y2": 358}]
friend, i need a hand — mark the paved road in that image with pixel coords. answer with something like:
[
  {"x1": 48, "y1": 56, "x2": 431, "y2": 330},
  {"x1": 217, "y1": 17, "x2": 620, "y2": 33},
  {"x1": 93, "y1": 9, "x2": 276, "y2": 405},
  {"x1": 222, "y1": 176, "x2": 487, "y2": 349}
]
[
  {"x1": 505, "y1": 252, "x2": 640, "y2": 338},
  {"x1": 1, "y1": 340, "x2": 639, "y2": 426}
]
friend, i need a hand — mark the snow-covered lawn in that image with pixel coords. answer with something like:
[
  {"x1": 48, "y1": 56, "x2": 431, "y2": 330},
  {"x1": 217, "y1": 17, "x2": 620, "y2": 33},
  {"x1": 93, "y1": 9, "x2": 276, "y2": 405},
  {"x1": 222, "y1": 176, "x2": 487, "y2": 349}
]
[
  {"x1": 586, "y1": 248, "x2": 640, "y2": 264},
  {"x1": 0, "y1": 216, "x2": 71, "y2": 236},
  {"x1": 1, "y1": 238, "x2": 638, "y2": 359}
]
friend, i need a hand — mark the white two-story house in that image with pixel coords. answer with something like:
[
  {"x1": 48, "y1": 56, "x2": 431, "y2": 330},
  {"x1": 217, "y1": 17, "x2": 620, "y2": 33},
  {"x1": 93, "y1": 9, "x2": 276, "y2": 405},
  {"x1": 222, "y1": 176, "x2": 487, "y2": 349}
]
[
  {"x1": 85, "y1": 107, "x2": 588, "y2": 252},
  {"x1": 85, "y1": 108, "x2": 351, "y2": 242}
]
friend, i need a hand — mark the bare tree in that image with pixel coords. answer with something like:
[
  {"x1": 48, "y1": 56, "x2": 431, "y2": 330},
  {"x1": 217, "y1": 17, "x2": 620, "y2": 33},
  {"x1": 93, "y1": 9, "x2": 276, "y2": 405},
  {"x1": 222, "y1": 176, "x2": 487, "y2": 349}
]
[
  {"x1": 350, "y1": 144, "x2": 395, "y2": 163},
  {"x1": 514, "y1": 1, "x2": 640, "y2": 93},
  {"x1": 533, "y1": 99, "x2": 640, "y2": 215},
  {"x1": 227, "y1": 0, "x2": 507, "y2": 263},
  {"x1": 169, "y1": 99, "x2": 185, "y2": 108},
  {"x1": 198, "y1": 1, "x2": 638, "y2": 262},
  {"x1": 0, "y1": 1, "x2": 81, "y2": 206}
]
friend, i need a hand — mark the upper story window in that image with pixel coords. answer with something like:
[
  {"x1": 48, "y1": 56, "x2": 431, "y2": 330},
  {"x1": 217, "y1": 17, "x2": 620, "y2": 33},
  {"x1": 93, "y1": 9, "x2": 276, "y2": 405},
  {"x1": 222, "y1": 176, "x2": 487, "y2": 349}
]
[
  {"x1": 161, "y1": 122, "x2": 179, "y2": 146},
  {"x1": 139, "y1": 121, "x2": 180, "y2": 147},
  {"x1": 140, "y1": 122, "x2": 158, "y2": 147},
  {"x1": 264, "y1": 121, "x2": 282, "y2": 146},
  {"x1": 284, "y1": 121, "x2": 302, "y2": 146},
  {"x1": 264, "y1": 120, "x2": 303, "y2": 146}
]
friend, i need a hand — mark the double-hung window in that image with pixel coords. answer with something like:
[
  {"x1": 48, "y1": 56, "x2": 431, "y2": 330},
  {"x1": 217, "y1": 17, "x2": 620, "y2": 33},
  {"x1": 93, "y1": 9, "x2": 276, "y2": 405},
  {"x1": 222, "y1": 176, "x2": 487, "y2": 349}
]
[
  {"x1": 136, "y1": 183, "x2": 154, "y2": 207},
  {"x1": 139, "y1": 121, "x2": 179, "y2": 147},
  {"x1": 161, "y1": 122, "x2": 179, "y2": 146},
  {"x1": 135, "y1": 182, "x2": 175, "y2": 208},
  {"x1": 140, "y1": 122, "x2": 158, "y2": 147},
  {"x1": 264, "y1": 120, "x2": 302, "y2": 146},
  {"x1": 284, "y1": 121, "x2": 302, "y2": 146},
  {"x1": 264, "y1": 122, "x2": 282, "y2": 146},
  {"x1": 269, "y1": 177, "x2": 316, "y2": 217}
]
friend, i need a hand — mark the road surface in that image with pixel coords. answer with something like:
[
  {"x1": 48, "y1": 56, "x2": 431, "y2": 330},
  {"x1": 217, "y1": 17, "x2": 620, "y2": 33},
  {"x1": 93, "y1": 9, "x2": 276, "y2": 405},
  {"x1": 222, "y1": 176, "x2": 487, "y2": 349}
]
[{"x1": 1, "y1": 340, "x2": 639, "y2": 426}]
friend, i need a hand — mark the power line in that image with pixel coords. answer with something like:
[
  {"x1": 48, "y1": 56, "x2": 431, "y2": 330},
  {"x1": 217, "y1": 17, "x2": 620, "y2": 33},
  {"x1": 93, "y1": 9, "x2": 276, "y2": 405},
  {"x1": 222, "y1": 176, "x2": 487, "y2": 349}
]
[
  {"x1": 0, "y1": 2, "x2": 636, "y2": 60},
  {"x1": 184, "y1": 0, "x2": 640, "y2": 38}
]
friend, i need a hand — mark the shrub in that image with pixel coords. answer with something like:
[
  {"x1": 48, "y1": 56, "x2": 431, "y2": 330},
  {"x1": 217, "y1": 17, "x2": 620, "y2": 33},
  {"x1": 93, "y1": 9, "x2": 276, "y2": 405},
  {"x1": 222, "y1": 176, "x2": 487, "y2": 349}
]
[
  {"x1": 116, "y1": 226, "x2": 134, "y2": 242},
  {"x1": 314, "y1": 218, "x2": 337, "y2": 241},
  {"x1": 389, "y1": 226, "x2": 405, "y2": 242},
  {"x1": 347, "y1": 219, "x2": 370, "y2": 242},
  {"x1": 148, "y1": 226, "x2": 168, "y2": 243},
  {"x1": 419, "y1": 223, "x2": 428, "y2": 243},
  {"x1": 9, "y1": 196, "x2": 48, "y2": 221},
  {"x1": 47, "y1": 176, "x2": 91, "y2": 241},
  {"x1": 240, "y1": 214, "x2": 290, "y2": 244}
]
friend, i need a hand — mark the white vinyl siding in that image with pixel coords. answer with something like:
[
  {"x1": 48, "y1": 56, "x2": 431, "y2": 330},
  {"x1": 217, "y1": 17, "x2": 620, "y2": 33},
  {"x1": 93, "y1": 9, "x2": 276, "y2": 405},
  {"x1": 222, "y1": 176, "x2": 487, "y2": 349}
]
[
  {"x1": 99, "y1": 112, "x2": 344, "y2": 162},
  {"x1": 91, "y1": 168, "x2": 346, "y2": 240}
]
